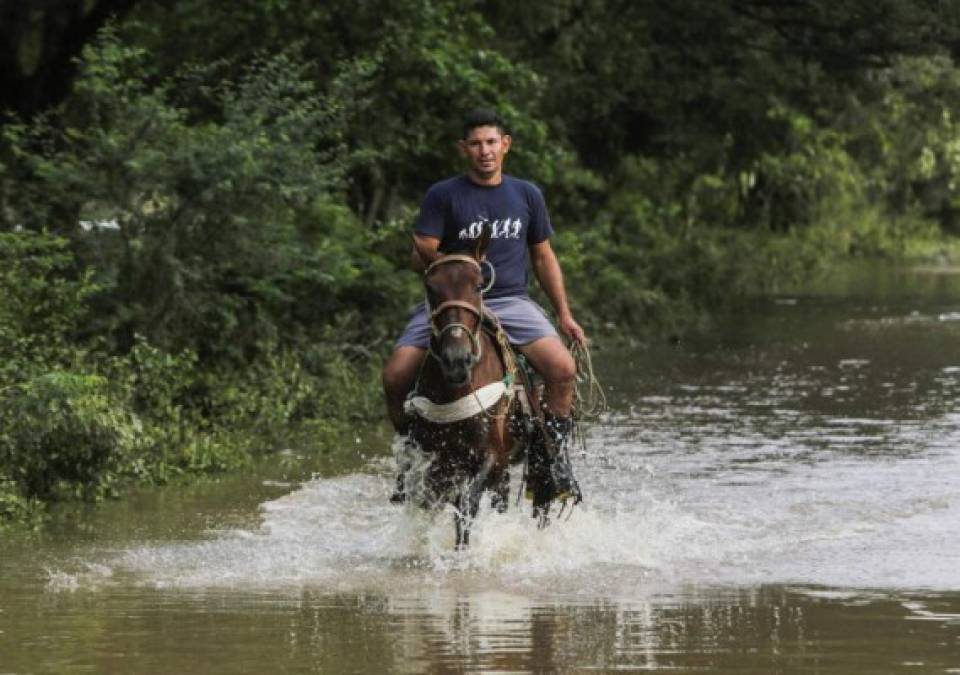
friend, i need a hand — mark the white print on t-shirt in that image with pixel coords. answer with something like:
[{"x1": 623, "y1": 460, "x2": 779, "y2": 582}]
[{"x1": 458, "y1": 216, "x2": 522, "y2": 240}]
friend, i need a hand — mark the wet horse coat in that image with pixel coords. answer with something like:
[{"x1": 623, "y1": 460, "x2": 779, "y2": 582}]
[{"x1": 406, "y1": 236, "x2": 519, "y2": 547}]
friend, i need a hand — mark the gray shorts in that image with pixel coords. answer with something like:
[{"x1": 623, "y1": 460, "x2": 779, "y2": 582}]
[{"x1": 395, "y1": 295, "x2": 558, "y2": 348}]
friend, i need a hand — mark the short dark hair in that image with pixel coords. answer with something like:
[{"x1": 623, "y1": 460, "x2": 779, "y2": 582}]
[{"x1": 462, "y1": 108, "x2": 508, "y2": 138}]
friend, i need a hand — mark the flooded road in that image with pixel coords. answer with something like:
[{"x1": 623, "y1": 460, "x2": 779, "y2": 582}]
[{"x1": 2, "y1": 264, "x2": 960, "y2": 673}]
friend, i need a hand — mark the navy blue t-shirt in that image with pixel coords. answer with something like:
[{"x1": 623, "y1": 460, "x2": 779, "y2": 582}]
[{"x1": 415, "y1": 174, "x2": 553, "y2": 298}]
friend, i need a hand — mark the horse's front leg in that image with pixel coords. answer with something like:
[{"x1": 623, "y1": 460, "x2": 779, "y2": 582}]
[
  {"x1": 454, "y1": 503, "x2": 468, "y2": 549},
  {"x1": 454, "y1": 486, "x2": 474, "y2": 550},
  {"x1": 455, "y1": 455, "x2": 499, "y2": 550},
  {"x1": 454, "y1": 485, "x2": 473, "y2": 549}
]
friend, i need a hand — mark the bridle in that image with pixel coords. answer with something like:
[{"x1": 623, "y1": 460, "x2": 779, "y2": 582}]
[
  {"x1": 424, "y1": 254, "x2": 486, "y2": 365},
  {"x1": 415, "y1": 252, "x2": 517, "y2": 424}
]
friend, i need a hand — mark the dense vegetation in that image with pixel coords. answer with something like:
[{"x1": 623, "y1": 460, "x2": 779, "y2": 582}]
[{"x1": 3, "y1": 0, "x2": 960, "y2": 525}]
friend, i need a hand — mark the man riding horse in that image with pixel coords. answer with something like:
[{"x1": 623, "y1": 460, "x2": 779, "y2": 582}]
[{"x1": 382, "y1": 108, "x2": 587, "y2": 507}]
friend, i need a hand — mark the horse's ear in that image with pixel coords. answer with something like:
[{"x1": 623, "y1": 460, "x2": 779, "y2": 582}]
[{"x1": 475, "y1": 221, "x2": 492, "y2": 260}]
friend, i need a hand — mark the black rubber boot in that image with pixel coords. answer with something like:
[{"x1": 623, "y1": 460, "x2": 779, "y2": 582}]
[
  {"x1": 526, "y1": 414, "x2": 583, "y2": 512},
  {"x1": 543, "y1": 414, "x2": 583, "y2": 505}
]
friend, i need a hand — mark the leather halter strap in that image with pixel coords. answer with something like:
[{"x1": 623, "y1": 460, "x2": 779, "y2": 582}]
[
  {"x1": 425, "y1": 254, "x2": 481, "y2": 276},
  {"x1": 424, "y1": 253, "x2": 484, "y2": 329},
  {"x1": 424, "y1": 254, "x2": 485, "y2": 367},
  {"x1": 430, "y1": 299, "x2": 482, "y2": 321}
]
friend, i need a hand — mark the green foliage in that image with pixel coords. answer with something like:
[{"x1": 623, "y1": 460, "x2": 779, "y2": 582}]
[
  {"x1": 744, "y1": 102, "x2": 867, "y2": 233},
  {"x1": 0, "y1": 331, "x2": 384, "y2": 528},
  {"x1": 332, "y1": 0, "x2": 558, "y2": 212},
  {"x1": 203, "y1": 344, "x2": 382, "y2": 454},
  {"x1": 3, "y1": 27, "x2": 393, "y2": 359},
  {"x1": 0, "y1": 231, "x2": 98, "y2": 379},
  {"x1": 99, "y1": 336, "x2": 382, "y2": 478},
  {"x1": 836, "y1": 55, "x2": 960, "y2": 234},
  {"x1": 0, "y1": 371, "x2": 142, "y2": 502},
  {"x1": 559, "y1": 157, "x2": 825, "y2": 334},
  {"x1": 0, "y1": 476, "x2": 44, "y2": 530},
  {"x1": 121, "y1": 0, "x2": 561, "y2": 225}
]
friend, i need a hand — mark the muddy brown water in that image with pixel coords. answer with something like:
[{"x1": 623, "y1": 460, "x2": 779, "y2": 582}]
[{"x1": 2, "y1": 263, "x2": 960, "y2": 674}]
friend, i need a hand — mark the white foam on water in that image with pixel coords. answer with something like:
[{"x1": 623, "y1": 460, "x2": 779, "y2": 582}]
[
  {"x1": 68, "y1": 415, "x2": 960, "y2": 598},
  {"x1": 103, "y1": 466, "x2": 696, "y2": 597}
]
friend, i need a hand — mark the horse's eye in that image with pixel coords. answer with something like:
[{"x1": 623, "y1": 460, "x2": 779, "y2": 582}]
[{"x1": 476, "y1": 283, "x2": 484, "y2": 294}]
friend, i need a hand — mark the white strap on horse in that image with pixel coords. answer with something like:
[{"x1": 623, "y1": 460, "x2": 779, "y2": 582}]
[{"x1": 405, "y1": 381, "x2": 509, "y2": 424}]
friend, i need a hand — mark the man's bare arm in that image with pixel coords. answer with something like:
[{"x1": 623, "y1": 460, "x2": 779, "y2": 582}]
[
  {"x1": 530, "y1": 240, "x2": 587, "y2": 345},
  {"x1": 410, "y1": 234, "x2": 442, "y2": 273}
]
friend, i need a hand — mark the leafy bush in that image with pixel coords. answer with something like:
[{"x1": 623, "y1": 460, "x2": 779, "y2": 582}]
[
  {"x1": 558, "y1": 155, "x2": 828, "y2": 335},
  {"x1": 197, "y1": 342, "x2": 382, "y2": 455},
  {"x1": 0, "y1": 475, "x2": 44, "y2": 530},
  {"x1": 2, "y1": 28, "x2": 395, "y2": 359},
  {"x1": 0, "y1": 371, "x2": 143, "y2": 502},
  {"x1": 0, "y1": 231, "x2": 98, "y2": 379}
]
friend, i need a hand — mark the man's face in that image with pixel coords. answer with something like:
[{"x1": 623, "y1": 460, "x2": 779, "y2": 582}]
[{"x1": 459, "y1": 125, "x2": 511, "y2": 181}]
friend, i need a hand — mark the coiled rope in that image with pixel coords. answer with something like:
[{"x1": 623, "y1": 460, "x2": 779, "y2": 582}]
[
  {"x1": 566, "y1": 339, "x2": 607, "y2": 484},
  {"x1": 570, "y1": 339, "x2": 607, "y2": 422}
]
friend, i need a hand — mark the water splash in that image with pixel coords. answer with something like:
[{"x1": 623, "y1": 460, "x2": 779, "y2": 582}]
[
  {"x1": 101, "y1": 467, "x2": 681, "y2": 595},
  {"x1": 54, "y1": 415, "x2": 960, "y2": 596}
]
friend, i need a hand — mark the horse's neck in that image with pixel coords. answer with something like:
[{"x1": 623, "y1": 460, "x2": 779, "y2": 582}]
[{"x1": 419, "y1": 332, "x2": 504, "y2": 404}]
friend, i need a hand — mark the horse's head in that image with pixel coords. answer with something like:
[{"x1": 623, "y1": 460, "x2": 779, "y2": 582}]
[{"x1": 424, "y1": 226, "x2": 492, "y2": 387}]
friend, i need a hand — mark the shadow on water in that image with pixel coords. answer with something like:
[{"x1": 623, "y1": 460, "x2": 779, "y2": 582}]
[{"x1": 3, "y1": 263, "x2": 960, "y2": 673}]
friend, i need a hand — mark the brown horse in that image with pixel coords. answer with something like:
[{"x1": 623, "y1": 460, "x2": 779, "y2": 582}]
[{"x1": 403, "y1": 229, "x2": 523, "y2": 548}]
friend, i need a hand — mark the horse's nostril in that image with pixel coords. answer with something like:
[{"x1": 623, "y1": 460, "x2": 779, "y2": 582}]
[
  {"x1": 440, "y1": 363, "x2": 469, "y2": 385},
  {"x1": 444, "y1": 353, "x2": 474, "y2": 369}
]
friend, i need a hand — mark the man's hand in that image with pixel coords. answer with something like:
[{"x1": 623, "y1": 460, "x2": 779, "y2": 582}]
[
  {"x1": 411, "y1": 234, "x2": 442, "y2": 273},
  {"x1": 559, "y1": 313, "x2": 587, "y2": 347}
]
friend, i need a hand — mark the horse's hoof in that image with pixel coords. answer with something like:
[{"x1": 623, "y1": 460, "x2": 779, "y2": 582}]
[
  {"x1": 490, "y1": 470, "x2": 510, "y2": 513},
  {"x1": 532, "y1": 504, "x2": 551, "y2": 529},
  {"x1": 390, "y1": 471, "x2": 408, "y2": 504}
]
